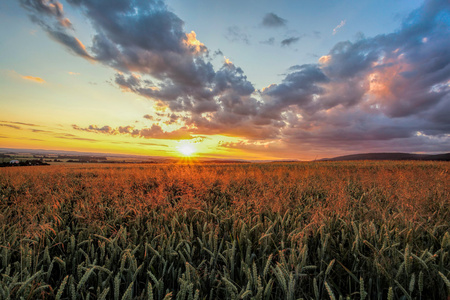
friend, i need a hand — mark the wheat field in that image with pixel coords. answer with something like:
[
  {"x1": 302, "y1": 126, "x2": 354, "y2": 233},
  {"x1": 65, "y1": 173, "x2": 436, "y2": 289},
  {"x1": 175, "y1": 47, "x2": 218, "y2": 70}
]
[{"x1": 0, "y1": 161, "x2": 449, "y2": 299}]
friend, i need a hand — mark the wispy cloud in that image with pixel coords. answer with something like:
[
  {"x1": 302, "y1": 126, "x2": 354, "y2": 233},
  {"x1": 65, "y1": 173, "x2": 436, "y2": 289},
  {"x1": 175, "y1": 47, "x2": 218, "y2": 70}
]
[
  {"x1": 55, "y1": 134, "x2": 98, "y2": 142},
  {"x1": 332, "y1": 20, "x2": 346, "y2": 35},
  {"x1": 138, "y1": 142, "x2": 169, "y2": 147},
  {"x1": 260, "y1": 37, "x2": 275, "y2": 45},
  {"x1": 0, "y1": 124, "x2": 22, "y2": 130},
  {"x1": 1, "y1": 121, "x2": 38, "y2": 127},
  {"x1": 281, "y1": 36, "x2": 300, "y2": 47},
  {"x1": 225, "y1": 26, "x2": 250, "y2": 44},
  {"x1": 21, "y1": 75, "x2": 45, "y2": 83}
]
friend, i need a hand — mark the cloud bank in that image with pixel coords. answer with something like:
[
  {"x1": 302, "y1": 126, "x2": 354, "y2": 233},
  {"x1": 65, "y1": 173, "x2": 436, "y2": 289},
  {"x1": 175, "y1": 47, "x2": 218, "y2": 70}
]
[{"x1": 19, "y1": 0, "x2": 450, "y2": 157}]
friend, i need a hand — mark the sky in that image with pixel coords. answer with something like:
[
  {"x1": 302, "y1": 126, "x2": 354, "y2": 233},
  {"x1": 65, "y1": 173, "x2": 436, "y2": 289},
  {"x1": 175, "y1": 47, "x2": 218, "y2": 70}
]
[{"x1": 0, "y1": 0, "x2": 449, "y2": 160}]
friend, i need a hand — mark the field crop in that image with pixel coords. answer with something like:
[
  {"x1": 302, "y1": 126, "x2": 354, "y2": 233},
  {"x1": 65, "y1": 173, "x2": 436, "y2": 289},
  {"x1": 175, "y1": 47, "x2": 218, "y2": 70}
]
[{"x1": 0, "y1": 161, "x2": 449, "y2": 299}]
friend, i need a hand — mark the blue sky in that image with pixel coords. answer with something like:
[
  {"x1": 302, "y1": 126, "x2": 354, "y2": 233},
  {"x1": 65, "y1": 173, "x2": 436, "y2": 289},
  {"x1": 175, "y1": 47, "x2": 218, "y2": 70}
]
[{"x1": 0, "y1": 0, "x2": 448, "y2": 160}]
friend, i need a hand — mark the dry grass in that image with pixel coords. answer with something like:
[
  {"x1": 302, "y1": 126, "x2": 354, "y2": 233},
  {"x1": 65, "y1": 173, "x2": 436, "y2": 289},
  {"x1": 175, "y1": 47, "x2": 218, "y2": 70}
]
[{"x1": 0, "y1": 161, "x2": 449, "y2": 299}]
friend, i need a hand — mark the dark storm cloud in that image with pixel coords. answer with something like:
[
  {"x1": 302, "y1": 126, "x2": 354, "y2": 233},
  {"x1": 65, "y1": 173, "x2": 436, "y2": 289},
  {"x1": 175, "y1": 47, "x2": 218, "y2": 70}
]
[
  {"x1": 281, "y1": 37, "x2": 300, "y2": 47},
  {"x1": 262, "y1": 13, "x2": 287, "y2": 28}
]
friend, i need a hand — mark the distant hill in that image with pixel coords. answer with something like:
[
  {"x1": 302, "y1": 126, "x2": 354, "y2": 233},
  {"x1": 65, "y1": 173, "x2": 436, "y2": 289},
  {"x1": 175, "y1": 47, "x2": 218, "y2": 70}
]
[{"x1": 321, "y1": 152, "x2": 450, "y2": 161}]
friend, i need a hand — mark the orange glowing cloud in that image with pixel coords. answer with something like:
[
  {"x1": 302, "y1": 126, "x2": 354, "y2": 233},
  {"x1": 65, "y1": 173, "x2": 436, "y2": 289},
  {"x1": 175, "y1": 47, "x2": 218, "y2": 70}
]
[
  {"x1": 59, "y1": 18, "x2": 72, "y2": 28},
  {"x1": 367, "y1": 58, "x2": 411, "y2": 99},
  {"x1": 184, "y1": 31, "x2": 206, "y2": 54},
  {"x1": 319, "y1": 55, "x2": 331, "y2": 65},
  {"x1": 261, "y1": 83, "x2": 276, "y2": 92},
  {"x1": 74, "y1": 38, "x2": 87, "y2": 53},
  {"x1": 368, "y1": 73, "x2": 393, "y2": 98},
  {"x1": 22, "y1": 75, "x2": 46, "y2": 83}
]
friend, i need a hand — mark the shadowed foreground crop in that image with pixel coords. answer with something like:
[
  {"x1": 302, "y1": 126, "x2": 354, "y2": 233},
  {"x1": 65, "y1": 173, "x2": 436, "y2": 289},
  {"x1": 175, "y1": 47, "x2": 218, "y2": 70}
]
[{"x1": 0, "y1": 161, "x2": 449, "y2": 299}]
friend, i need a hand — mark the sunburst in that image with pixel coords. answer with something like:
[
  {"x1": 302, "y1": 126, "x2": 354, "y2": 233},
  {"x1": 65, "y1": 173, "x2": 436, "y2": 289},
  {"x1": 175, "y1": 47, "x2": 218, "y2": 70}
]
[{"x1": 178, "y1": 144, "x2": 196, "y2": 156}]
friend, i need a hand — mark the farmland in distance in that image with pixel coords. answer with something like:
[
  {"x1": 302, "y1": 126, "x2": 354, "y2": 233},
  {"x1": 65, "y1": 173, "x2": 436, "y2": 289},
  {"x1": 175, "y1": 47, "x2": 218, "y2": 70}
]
[{"x1": 0, "y1": 161, "x2": 449, "y2": 299}]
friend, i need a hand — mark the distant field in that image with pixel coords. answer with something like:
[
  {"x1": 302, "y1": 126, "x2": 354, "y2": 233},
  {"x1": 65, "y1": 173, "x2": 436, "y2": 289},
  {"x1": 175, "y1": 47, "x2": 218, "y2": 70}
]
[{"x1": 0, "y1": 162, "x2": 449, "y2": 299}]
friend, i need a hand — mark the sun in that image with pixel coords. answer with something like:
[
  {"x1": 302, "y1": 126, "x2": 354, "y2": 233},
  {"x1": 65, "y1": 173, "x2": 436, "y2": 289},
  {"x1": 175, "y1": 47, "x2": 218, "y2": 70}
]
[{"x1": 178, "y1": 144, "x2": 196, "y2": 156}]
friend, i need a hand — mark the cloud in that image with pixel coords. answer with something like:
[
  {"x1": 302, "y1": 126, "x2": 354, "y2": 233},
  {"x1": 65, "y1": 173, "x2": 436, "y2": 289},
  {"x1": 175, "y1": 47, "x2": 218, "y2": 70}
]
[
  {"x1": 313, "y1": 31, "x2": 322, "y2": 39},
  {"x1": 32, "y1": 129, "x2": 52, "y2": 133},
  {"x1": 225, "y1": 26, "x2": 250, "y2": 44},
  {"x1": 0, "y1": 124, "x2": 22, "y2": 130},
  {"x1": 68, "y1": 72, "x2": 80, "y2": 75},
  {"x1": 20, "y1": 0, "x2": 72, "y2": 28},
  {"x1": 49, "y1": 30, "x2": 93, "y2": 59},
  {"x1": 55, "y1": 133, "x2": 98, "y2": 142},
  {"x1": 260, "y1": 37, "x2": 275, "y2": 45},
  {"x1": 21, "y1": 75, "x2": 45, "y2": 83},
  {"x1": 72, "y1": 124, "x2": 194, "y2": 140},
  {"x1": 114, "y1": 59, "x2": 257, "y2": 117},
  {"x1": 184, "y1": 31, "x2": 207, "y2": 54},
  {"x1": 333, "y1": 20, "x2": 346, "y2": 35},
  {"x1": 138, "y1": 142, "x2": 169, "y2": 147},
  {"x1": 281, "y1": 37, "x2": 300, "y2": 47},
  {"x1": 262, "y1": 13, "x2": 287, "y2": 28},
  {"x1": 0, "y1": 121, "x2": 38, "y2": 127}
]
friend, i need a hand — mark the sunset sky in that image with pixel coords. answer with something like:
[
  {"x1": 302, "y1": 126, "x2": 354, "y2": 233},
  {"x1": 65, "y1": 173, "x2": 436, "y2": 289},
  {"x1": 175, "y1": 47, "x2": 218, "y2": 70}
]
[{"x1": 0, "y1": 0, "x2": 449, "y2": 160}]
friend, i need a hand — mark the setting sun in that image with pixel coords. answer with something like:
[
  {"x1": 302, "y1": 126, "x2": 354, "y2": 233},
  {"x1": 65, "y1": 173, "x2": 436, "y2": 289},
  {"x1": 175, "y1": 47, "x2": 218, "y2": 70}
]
[{"x1": 178, "y1": 144, "x2": 196, "y2": 156}]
